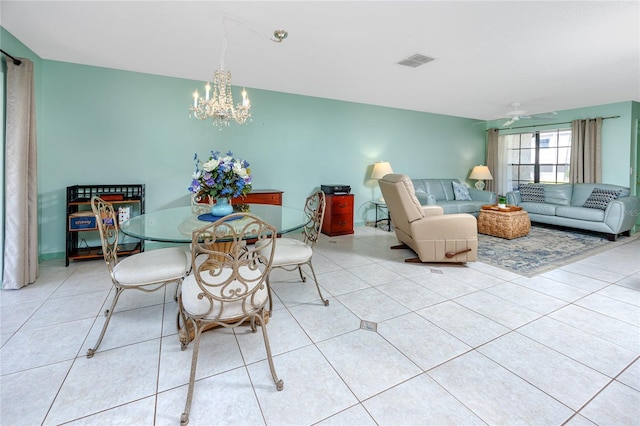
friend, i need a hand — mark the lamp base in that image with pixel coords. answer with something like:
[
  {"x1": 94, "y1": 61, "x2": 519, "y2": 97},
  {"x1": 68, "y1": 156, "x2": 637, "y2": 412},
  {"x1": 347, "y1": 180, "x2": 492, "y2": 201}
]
[{"x1": 475, "y1": 180, "x2": 485, "y2": 191}]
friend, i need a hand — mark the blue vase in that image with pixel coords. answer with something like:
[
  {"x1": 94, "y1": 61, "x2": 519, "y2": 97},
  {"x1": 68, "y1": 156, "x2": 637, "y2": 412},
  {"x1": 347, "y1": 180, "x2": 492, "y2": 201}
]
[{"x1": 211, "y1": 197, "x2": 233, "y2": 216}]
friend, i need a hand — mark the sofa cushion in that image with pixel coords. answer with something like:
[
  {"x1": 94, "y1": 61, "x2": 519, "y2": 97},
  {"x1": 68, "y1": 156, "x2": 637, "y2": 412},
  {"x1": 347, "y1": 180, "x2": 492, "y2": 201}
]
[
  {"x1": 422, "y1": 181, "x2": 446, "y2": 201},
  {"x1": 583, "y1": 188, "x2": 622, "y2": 210},
  {"x1": 435, "y1": 201, "x2": 464, "y2": 214},
  {"x1": 543, "y1": 183, "x2": 573, "y2": 205},
  {"x1": 430, "y1": 180, "x2": 455, "y2": 201},
  {"x1": 434, "y1": 200, "x2": 486, "y2": 214},
  {"x1": 556, "y1": 206, "x2": 605, "y2": 222},
  {"x1": 519, "y1": 184, "x2": 545, "y2": 202},
  {"x1": 452, "y1": 182, "x2": 472, "y2": 201},
  {"x1": 520, "y1": 202, "x2": 558, "y2": 216},
  {"x1": 412, "y1": 179, "x2": 458, "y2": 201},
  {"x1": 571, "y1": 183, "x2": 630, "y2": 206}
]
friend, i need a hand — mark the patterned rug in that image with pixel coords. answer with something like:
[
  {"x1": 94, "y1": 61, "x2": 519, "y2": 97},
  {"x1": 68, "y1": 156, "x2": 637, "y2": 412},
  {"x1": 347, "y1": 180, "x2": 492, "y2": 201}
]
[{"x1": 477, "y1": 225, "x2": 635, "y2": 277}]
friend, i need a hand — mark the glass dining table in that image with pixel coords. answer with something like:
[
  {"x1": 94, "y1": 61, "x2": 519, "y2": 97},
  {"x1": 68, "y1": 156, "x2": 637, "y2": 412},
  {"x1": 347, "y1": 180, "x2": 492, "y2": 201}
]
[{"x1": 120, "y1": 203, "x2": 309, "y2": 243}]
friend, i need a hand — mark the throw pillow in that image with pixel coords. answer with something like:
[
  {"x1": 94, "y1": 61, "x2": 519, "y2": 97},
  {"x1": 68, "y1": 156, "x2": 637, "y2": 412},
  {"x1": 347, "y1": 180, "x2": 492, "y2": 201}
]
[
  {"x1": 519, "y1": 184, "x2": 545, "y2": 202},
  {"x1": 583, "y1": 188, "x2": 622, "y2": 210},
  {"x1": 452, "y1": 182, "x2": 472, "y2": 201}
]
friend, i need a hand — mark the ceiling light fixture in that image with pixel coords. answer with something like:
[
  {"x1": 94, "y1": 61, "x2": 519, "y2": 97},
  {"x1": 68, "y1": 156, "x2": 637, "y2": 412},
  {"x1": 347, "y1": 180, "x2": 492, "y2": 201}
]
[
  {"x1": 272, "y1": 30, "x2": 288, "y2": 43},
  {"x1": 189, "y1": 19, "x2": 251, "y2": 129},
  {"x1": 189, "y1": 67, "x2": 251, "y2": 129},
  {"x1": 189, "y1": 23, "x2": 288, "y2": 129}
]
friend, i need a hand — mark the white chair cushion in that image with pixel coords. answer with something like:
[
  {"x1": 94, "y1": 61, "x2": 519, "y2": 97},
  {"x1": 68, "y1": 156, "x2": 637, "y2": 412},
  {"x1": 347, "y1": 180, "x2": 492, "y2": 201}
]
[
  {"x1": 181, "y1": 265, "x2": 268, "y2": 319},
  {"x1": 112, "y1": 247, "x2": 189, "y2": 285},
  {"x1": 256, "y1": 238, "x2": 312, "y2": 266}
]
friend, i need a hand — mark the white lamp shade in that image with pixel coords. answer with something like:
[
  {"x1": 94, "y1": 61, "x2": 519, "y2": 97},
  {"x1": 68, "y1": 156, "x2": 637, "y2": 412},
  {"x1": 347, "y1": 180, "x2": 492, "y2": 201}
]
[
  {"x1": 370, "y1": 162, "x2": 394, "y2": 180},
  {"x1": 469, "y1": 165, "x2": 493, "y2": 180}
]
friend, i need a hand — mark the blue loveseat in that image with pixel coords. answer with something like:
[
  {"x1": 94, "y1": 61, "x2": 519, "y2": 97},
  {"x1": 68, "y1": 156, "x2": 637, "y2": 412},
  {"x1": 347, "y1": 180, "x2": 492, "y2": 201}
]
[
  {"x1": 506, "y1": 183, "x2": 639, "y2": 240},
  {"x1": 411, "y1": 178, "x2": 496, "y2": 215}
]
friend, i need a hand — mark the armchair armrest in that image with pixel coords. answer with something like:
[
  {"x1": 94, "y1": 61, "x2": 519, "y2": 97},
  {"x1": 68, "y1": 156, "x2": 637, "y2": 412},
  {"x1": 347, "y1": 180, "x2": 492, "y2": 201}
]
[
  {"x1": 422, "y1": 206, "x2": 444, "y2": 217},
  {"x1": 468, "y1": 188, "x2": 496, "y2": 203},
  {"x1": 410, "y1": 213, "x2": 477, "y2": 239}
]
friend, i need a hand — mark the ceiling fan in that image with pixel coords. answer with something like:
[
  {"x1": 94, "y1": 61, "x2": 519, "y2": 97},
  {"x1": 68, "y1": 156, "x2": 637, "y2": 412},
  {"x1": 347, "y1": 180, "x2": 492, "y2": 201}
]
[{"x1": 501, "y1": 102, "x2": 557, "y2": 127}]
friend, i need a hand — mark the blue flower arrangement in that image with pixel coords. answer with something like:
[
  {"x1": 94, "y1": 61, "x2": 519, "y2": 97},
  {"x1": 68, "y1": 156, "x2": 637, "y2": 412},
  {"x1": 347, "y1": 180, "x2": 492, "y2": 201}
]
[{"x1": 188, "y1": 151, "x2": 252, "y2": 201}]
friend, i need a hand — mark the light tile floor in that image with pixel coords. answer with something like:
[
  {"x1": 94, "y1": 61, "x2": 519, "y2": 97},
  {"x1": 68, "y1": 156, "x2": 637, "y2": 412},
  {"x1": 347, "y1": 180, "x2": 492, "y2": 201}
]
[{"x1": 1, "y1": 226, "x2": 639, "y2": 425}]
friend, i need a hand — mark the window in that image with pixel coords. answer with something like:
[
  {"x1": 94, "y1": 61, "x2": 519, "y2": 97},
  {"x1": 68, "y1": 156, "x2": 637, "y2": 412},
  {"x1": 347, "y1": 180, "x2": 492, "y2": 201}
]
[{"x1": 504, "y1": 129, "x2": 571, "y2": 189}]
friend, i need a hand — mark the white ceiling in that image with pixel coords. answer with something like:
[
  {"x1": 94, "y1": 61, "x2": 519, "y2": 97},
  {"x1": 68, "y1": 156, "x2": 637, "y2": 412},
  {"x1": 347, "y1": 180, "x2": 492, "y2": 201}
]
[{"x1": 2, "y1": 1, "x2": 639, "y2": 121}]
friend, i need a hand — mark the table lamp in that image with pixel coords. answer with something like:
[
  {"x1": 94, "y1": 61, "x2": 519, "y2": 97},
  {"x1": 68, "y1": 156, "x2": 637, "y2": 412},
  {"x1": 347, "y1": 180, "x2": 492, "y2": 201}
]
[
  {"x1": 370, "y1": 161, "x2": 394, "y2": 180},
  {"x1": 370, "y1": 161, "x2": 393, "y2": 201},
  {"x1": 469, "y1": 165, "x2": 492, "y2": 190}
]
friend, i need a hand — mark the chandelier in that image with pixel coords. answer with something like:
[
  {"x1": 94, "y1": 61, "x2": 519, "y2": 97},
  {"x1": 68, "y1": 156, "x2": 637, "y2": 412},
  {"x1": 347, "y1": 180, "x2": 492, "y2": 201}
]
[
  {"x1": 188, "y1": 21, "x2": 287, "y2": 129},
  {"x1": 189, "y1": 69, "x2": 251, "y2": 128}
]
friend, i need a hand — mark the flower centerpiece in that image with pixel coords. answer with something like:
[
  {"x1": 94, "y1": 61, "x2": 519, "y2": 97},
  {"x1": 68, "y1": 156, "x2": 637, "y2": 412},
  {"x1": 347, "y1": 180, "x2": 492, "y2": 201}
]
[{"x1": 188, "y1": 151, "x2": 252, "y2": 216}]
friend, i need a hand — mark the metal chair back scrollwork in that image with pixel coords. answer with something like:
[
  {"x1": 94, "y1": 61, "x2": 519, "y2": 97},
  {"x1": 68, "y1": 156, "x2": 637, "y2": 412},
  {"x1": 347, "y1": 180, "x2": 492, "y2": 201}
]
[{"x1": 178, "y1": 213, "x2": 283, "y2": 425}]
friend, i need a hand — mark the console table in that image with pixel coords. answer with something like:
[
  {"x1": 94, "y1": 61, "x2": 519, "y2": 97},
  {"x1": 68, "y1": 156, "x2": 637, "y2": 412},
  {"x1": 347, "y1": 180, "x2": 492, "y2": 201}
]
[{"x1": 232, "y1": 189, "x2": 283, "y2": 205}]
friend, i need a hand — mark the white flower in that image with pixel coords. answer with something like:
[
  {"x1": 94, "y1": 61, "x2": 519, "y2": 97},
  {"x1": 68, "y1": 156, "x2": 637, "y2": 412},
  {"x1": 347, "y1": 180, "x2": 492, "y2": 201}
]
[
  {"x1": 202, "y1": 158, "x2": 219, "y2": 172},
  {"x1": 192, "y1": 170, "x2": 202, "y2": 179},
  {"x1": 233, "y1": 160, "x2": 249, "y2": 178}
]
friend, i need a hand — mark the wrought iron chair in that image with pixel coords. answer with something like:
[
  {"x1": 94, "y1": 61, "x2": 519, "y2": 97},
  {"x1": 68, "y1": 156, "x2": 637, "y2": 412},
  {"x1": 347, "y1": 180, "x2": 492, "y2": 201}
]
[
  {"x1": 256, "y1": 190, "x2": 329, "y2": 312},
  {"x1": 190, "y1": 193, "x2": 211, "y2": 215},
  {"x1": 178, "y1": 213, "x2": 283, "y2": 425},
  {"x1": 87, "y1": 196, "x2": 190, "y2": 358}
]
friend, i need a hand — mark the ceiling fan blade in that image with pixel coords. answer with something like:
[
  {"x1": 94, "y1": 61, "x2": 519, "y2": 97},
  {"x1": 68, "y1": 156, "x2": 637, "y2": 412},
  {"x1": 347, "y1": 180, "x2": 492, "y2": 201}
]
[{"x1": 503, "y1": 118, "x2": 516, "y2": 126}]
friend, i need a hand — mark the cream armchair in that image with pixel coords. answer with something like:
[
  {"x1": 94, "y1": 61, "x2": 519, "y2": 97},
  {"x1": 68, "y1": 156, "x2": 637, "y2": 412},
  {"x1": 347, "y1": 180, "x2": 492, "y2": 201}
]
[{"x1": 379, "y1": 174, "x2": 478, "y2": 263}]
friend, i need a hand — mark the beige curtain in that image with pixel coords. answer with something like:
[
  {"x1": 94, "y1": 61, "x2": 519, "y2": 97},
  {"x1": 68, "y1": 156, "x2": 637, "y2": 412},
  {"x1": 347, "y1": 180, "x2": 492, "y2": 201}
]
[
  {"x1": 3, "y1": 58, "x2": 38, "y2": 289},
  {"x1": 570, "y1": 118, "x2": 602, "y2": 183},
  {"x1": 485, "y1": 128, "x2": 500, "y2": 192}
]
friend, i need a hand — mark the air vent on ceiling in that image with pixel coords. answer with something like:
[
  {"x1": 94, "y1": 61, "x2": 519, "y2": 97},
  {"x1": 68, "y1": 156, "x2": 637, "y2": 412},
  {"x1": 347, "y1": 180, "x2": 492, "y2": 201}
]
[{"x1": 397, "y1": 54, "x2": 435, "y2": 68}]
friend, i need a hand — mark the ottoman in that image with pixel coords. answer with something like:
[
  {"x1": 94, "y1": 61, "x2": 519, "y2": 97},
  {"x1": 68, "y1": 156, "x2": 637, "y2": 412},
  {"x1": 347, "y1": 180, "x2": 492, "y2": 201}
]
[{"x1": 478, "y1": 207, "x2": 530, "y2": 239}]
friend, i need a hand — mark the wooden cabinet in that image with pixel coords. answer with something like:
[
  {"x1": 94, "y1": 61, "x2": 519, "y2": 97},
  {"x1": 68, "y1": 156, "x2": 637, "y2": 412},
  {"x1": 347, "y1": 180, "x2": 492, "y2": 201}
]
[
  {"x1": 232, "y1": 189, "x2": 283, "y2": 206},
  {"x1": 322, "y1": 194, "x2": 354, "y2": 236},
  {"x1": 66, "y1": 184, "x2": 145, "y2": 266}
]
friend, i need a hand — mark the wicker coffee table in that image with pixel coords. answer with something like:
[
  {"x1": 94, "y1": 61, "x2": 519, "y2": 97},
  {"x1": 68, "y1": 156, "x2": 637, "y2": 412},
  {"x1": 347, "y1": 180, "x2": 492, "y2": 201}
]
[{"x1": 478, "y1": 205, "x2": 530, "y2": 239}]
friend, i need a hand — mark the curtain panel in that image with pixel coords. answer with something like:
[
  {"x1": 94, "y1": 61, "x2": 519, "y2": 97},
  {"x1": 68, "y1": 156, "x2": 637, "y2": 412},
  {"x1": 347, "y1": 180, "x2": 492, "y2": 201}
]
[
  {"x1": 3, "y1": 58, "x2": 39, "y2": 289},
  {"x1": 570, "y1": 118, "x2": 602, "y2": 183},
  {"x1": 485, "y1": 128, "x2": 499, "y2": 192}
]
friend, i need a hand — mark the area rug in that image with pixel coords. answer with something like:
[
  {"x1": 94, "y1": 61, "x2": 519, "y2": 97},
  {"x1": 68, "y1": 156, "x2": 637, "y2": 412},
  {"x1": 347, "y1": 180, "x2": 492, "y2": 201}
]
[{"x1": 477, "y1": 225, "x2": 635, "y2": 277}]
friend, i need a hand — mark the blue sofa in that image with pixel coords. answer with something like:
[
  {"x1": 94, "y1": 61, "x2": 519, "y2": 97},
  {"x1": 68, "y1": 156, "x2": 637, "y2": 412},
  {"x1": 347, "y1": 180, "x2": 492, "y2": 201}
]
[
  {"x1": 506, "y1": 183, "x2": 639, "y2": 240},
  {"x1": 411, "y1": 178, "x2": 496, "y2": 215}
]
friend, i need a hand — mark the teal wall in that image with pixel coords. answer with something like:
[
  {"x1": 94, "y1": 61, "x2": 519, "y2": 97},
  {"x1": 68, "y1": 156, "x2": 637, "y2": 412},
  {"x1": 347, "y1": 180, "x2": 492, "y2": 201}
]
[
  {"x1": 2, "y1": 26, "x2": 637, "y2": 261},
  {"x1": 486, "y1": 101, "x2": 639, "y2": 188},
  {"x1": 37, "y1": 60, "x2": 486, "y2": 258}
]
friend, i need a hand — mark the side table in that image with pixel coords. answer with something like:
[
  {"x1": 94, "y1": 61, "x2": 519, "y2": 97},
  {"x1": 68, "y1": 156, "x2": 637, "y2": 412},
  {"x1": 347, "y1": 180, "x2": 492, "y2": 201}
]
[
  {"x1": 371, "y1": 200, "x2": 391, "y2": 231},
  {"x1": 478, "y1": 205, "x2": 530, "y2": 239},
  {"x1": 322, "y1": 194, "x2": 355, "y2": 236}
]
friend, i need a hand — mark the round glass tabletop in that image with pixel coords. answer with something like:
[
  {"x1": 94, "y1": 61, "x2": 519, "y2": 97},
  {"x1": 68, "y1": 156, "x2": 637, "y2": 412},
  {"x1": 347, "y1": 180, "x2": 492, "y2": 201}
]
[{"x1": 120, "y1": 204, "x2": 308, "y2": 243}]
